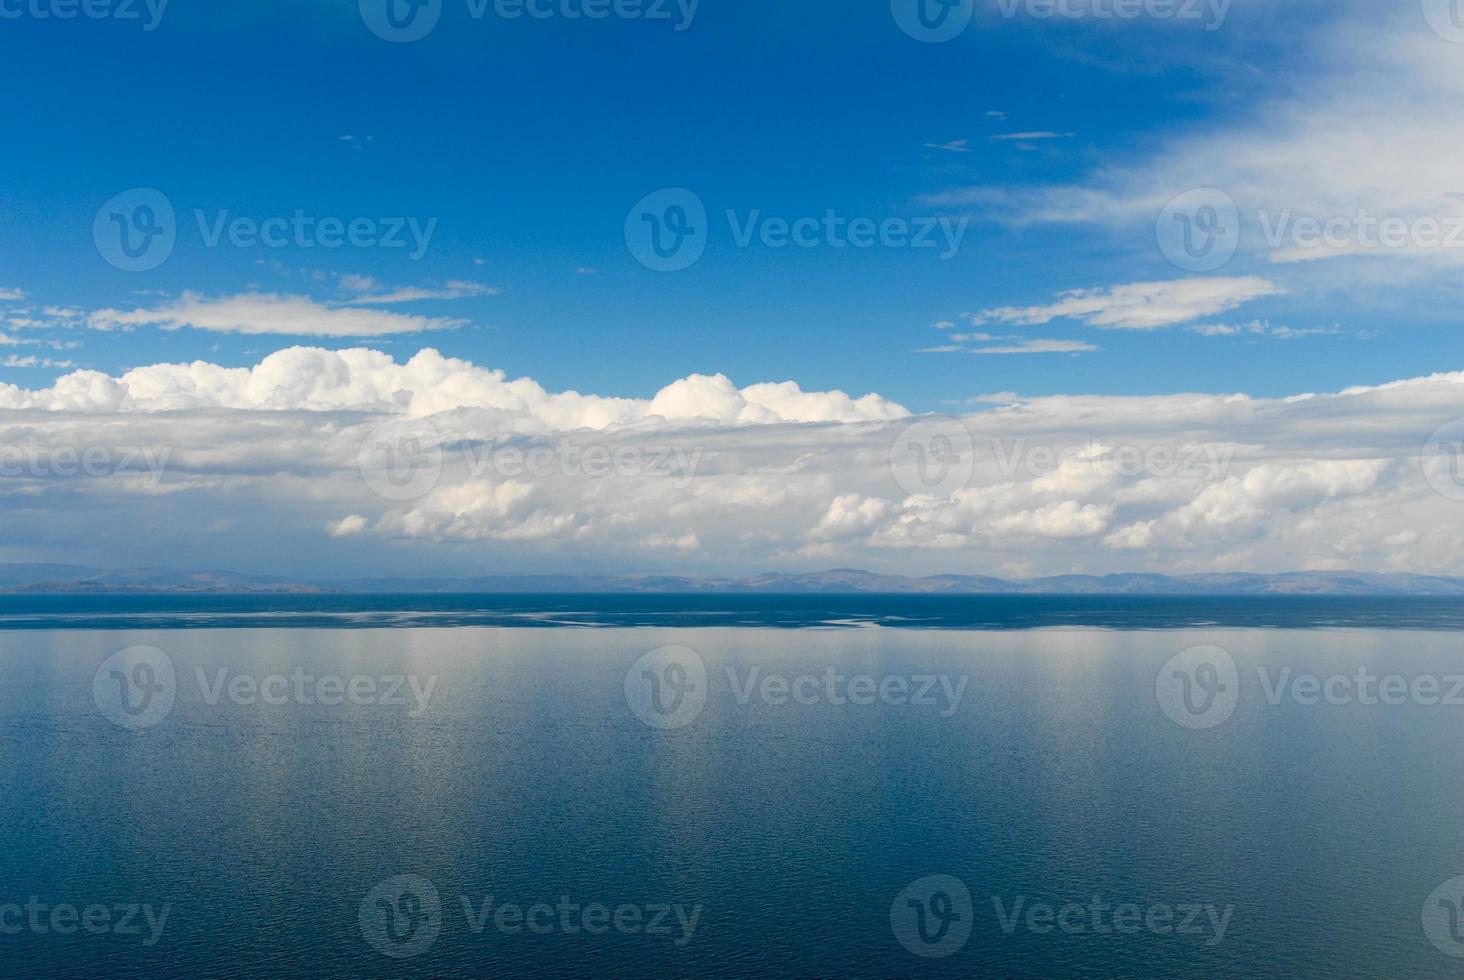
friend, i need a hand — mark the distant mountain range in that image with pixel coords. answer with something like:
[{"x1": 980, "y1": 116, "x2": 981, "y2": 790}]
[{"x1": 2, "y1": 564, "x2": 1463, "y2": 596}]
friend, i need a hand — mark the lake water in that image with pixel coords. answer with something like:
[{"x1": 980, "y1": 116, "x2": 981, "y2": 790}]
[{"x1": 4, "y1": 601, "x2": 1464, "y2": 976}]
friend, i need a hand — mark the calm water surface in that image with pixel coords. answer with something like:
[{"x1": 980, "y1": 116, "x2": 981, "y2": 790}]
[{"x1": 3, "y1": 617, "x2": 1464, "y2": 976}]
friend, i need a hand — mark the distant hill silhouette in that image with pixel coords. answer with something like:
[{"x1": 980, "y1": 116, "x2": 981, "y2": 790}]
[{"x1": 3, "y1": 564, "x2": 1463, "y2": 595}]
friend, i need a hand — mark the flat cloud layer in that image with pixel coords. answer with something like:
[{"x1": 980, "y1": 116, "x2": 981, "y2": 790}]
[{"x1": 1, "y1": 346, "x2": 1461, "y2": 578}]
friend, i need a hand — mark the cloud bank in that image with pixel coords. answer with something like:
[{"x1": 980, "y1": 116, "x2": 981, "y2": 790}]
[{"x1": 1, "y1": 346, "x2": 1460, "y2": 579}]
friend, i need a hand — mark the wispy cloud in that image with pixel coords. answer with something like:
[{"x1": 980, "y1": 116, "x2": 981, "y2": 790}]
[
  {"x1": 918, "y1": 331, "x2": 1097, "y2": 356},
  {"x1": 1190, "y1": 320, "x2": 1338, "y2": 340},
  {"x1": 991, "y1": 131, "x2": 1073, "y2": 142},
  {"x1": 925, "y1": 139, "x2": 972, "y2": 153},
  {"x1": 2, "y1": 355, "x2": 75, "y2": 368},
  {"x1": 339, "y1": 275, "x2": 501, "y2": 305},
  {"x1": 970, "y1": 339, "x2": 1099, "y2": 355},
  {"x1": 970, "y1": 277, "x2": 1283, "y2": 331},
  {"x1": 88, "y1": 292, "x2": 466, "y2": 337},
  {"x1": 934, "y1": 12, "x2": 1464, "y2": 283}
]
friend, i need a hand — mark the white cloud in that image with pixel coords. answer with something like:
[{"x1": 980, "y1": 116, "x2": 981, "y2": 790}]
[
  {"x1": 2, "y1": 346, "x2": 1463, "y2": 577},
  {"x1": 328, "y1": 514, "x2": 368, "y2": 537},
  {"x1": 1190, "y1": 320, "x2": 1337, "y2": 340},
  {"x1": 0, "y1": 346, "x2": 909, "y2": 426},
  {"x1": 88, "y1": 292, "x2": 465, "y2": 337},
  {"x1": 340, "y1": 277, "x2": 502, "y2": 304},
  {"x1": 971, "y1": 277, "x2": 1282, "y2": 330},
  {"x1": 993, "y1": 501, "x2": 1113, "y2": 539},
  {"x1": 991, "y1": 131, "x2": 1073, "y2": 142},
  {"x1": 970, "y1": 340, "x2": 1099, "y2": 355},
  {"x1": 936, "y1": 10, "x2": 1464, "y2": 277}
]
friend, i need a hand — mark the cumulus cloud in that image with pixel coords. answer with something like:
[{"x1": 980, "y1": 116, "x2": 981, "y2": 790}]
[
  {"x1": 0, "y1": 346, "x2": 910, "y2": 426},
  {"x1": 1, "y1": 345, "x2": 1462, "y2": 578},
  {"x1": 328, "y1": 514, "x2": 368, "y2": 537}
]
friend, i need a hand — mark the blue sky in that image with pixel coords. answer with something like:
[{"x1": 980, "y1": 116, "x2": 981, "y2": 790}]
[
  {"x1": 4, "y1": 0, "x2": 1458, "y2": 408},
  {"x1": 2, "y1": 0, "x2": 1464, "y2": 578}
]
